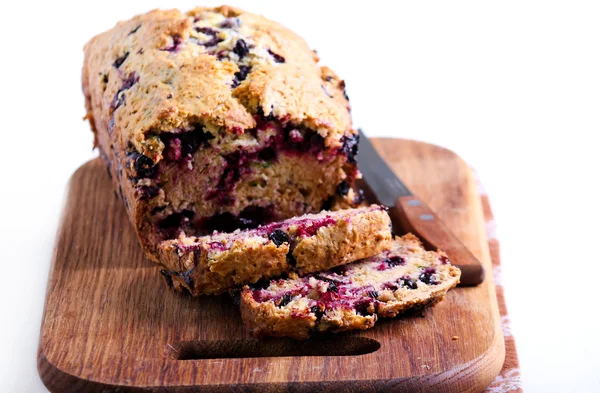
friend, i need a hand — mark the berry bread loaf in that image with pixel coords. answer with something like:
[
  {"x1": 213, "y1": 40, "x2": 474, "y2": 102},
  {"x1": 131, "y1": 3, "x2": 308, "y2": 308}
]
[
  {"x1": 160, "y1": 205, "x2": 391, "y2": 295},
  {"x1": 237, "y1": 234, "x2": 461, "y2": 339},
  {"x1": 82, "y1": 6, "x2": 360, "y2": 261}
]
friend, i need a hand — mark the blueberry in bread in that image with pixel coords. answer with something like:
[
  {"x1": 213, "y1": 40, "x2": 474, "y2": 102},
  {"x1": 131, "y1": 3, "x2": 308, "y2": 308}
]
[
  {"x1": 160, "y1": 205, "x2": 392, "y2": 295},
  {"x1": 237, "y1": 234, "x2": 461, "y2": 339},
  {"x1": 82, "y1": 6, "x2": 360, "y2": 261}
]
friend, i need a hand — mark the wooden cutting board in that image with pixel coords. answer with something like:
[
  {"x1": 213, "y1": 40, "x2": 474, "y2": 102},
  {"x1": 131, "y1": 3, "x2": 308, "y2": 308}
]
[{"x1": 38, "y1": 138, "x2": 505, "y2": 392}]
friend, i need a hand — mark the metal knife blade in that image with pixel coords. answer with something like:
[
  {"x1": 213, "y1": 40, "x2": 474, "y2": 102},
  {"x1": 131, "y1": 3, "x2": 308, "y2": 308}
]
[{"x1": 357, "y1": 129, "x2": 412, "y2": 206}]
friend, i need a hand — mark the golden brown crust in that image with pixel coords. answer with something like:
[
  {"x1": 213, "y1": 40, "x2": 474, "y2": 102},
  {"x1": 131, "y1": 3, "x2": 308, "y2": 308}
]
[
  {"x1": 159, "y1": 206, "x2": 391, "y2": 295},
  {"x1": 239, "y1": 234, "x2": 461, "y2": 339},
  {"x1": 292, "y1": 207, "x2": 391, "y2": 274},
  {"x1": 83, "y1": 6, "x2": 353, "y2": 159},
  {"x1": 82, "y1": 6, "x2": 360, "y2": 262}
]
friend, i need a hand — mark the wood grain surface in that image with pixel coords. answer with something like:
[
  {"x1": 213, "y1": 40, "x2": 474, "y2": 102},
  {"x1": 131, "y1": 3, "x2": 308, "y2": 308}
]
[
  {"x1": 393, "y1": 195, "x2": 485, "y2": 286},
  {"x1": 38, "y1": 138, "x2": 505, "y2": 392}
]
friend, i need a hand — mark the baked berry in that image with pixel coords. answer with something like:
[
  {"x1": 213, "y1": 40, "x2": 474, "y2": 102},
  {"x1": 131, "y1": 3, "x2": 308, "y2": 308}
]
[
  {"x1": 113, "y1": 52, "x2": 129, "y2": 68},
  {"x1": 419, "y1": 268, "x2": 438, "y2": 285},
  {"x1": 400, "y1": 277, "x2": 418, "y2": 290},
  {"x1": 366, "y1": 290, "x2": 379, "y2": 299},
  {"x1": 386, "y1": 256, "x2": 405, "y2": 267},
  {"x1": 196, "y1": 27, "x2": 222, "y2": 47},
  {"x1": 278, "y1": 293, "x2": 294, "y2": 307},
  {"x1": 310, "y1": 304, "x2": 325, "y2": 321},
  {"x1": 233, "y1": 39, "x2": 249, "y2": 58},
  {"x1": 354, "y1": 300, "x2": 375, "y2": 316},
  {"x1": 219, "y1": 18, "x2": 241, "y2": 28},
  {"x1": 267, "y1": 48, "x2": 285, "y2": 63},
  {"x1": 336, "y1": 181, "x2": 350, "y2": 196},
  {"x1": 128, "y1": 24, "x2": 141, "y2": 35},
  {"x1": 286, "y1": 252, "x2": 297, "y2": 267},
  {"x1": 232, "y1": 65, "x2": 251, "y2": 87},
  {"x1": 341, "y1": 133, "x2": 359, "y2": 164},
  {"x1": 132, "y1": 153, "x2": 156, "y2": 179},
  {"x1": 268, "y1": 229, "x2": 290, "y2": 247},
  {"x1": 179, "y1": 269, "x2": 195, "y2": 289},
  {"x1": 162, "y1": 35, "x2": 182, "y2": 52}
]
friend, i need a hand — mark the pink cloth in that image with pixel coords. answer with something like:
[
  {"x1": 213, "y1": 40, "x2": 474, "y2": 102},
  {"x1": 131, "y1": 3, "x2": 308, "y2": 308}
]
[{"x1": 478, "y1": 175, "x2": 523, "y2": 393}]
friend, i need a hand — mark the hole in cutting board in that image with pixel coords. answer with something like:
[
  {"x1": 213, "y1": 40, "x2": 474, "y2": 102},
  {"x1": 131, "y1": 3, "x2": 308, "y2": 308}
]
[{"x1": 168, "y1": 337, "x2": 380, "y2": 360}]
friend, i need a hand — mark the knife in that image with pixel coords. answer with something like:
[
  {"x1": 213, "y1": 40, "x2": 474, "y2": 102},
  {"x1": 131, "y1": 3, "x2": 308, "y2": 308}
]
[{"x1": 356, "y1": 129, "x2": 485, "y2": 286}]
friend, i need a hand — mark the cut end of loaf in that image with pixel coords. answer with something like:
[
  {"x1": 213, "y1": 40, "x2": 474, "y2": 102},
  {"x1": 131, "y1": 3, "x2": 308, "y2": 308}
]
[{"x1": 157, "y1": 205, "x2": 392, "y2": 295}]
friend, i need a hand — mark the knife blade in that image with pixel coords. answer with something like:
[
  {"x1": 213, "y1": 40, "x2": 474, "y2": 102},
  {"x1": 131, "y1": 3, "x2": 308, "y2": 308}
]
[{"x1": 357, "y1": 129, "x2": 485, "y2": 286}]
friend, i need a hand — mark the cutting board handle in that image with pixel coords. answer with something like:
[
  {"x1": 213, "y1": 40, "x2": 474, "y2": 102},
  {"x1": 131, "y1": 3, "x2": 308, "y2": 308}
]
[{"x1": 390, "y1": 196, "x2": 485, "y2": 286}]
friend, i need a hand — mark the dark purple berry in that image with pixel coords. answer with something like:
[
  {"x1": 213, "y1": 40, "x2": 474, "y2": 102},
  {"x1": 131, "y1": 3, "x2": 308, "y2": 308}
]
[
  {"x1": 419, "y1": 268, "x2": 438, "y2": 285},
  {"x1": 256, "y1": 105, "x2": 275, "y2": 122},
  {"x1": 122, "y1": 72, "x2": 139, "y2": 90},
  {"x1": 310, "y1": 305, "x2": 325, "y2": 320},
  {"x1": 196, "y1": 27, "x2": 222, "y2": 47},
  {"x1": 111, "y1": 73, "x2": 139, "y2": 110},
  {"x1": 278, "y1": 293, "x2": 294, "y2": 307},
  {"x1": 138, "y1": 185, "x2": 159, "y2": 199},
  {"x1": 232, "y1": 65, "x2": 251, "y2": 87},
  {"x1": 399, "y1": 276, "x2": 418, "y2": 289},
  {"x1": 233, "y1": 39, "x2": 249, "y2": 58},
  {"x1": 386, "y1": 256, "x2": 405, "y2": 267},
  {"x1": 162, "y1": 35, "x2": 182, "y2": 52},
  {"x1": 366, "y1": 290, "x2": 379, "y2": 299},
  {"x1": 132, "y1": 153, "x2": 156, "y2": 178},
  {"x1": 267, "y1": 48, "x2": 285, "y2": 63},
  {"x1": 160, "y1": 125, "x2": 213, "y2": 161},
  {"x1": 439, "y1": 255, "x2": 450, "y2": 265},
  {"x1": 340, "y1": 80, "x2": 350, "y2": 101},
  {"x1": 179, "y1": 269, "x2": 195, "y2": 289},
  {"x1": 220, "y1": 18, "x2": 241, "y2": 28},
  {"x1": 336, "y1": 181, "x2": 350, "y2": 196},
  {"x1": 128, "y1": 24, "x2": 141, "y2": 35},
  {"x1": 268, "y1": 229, "x2": 290, "y2": 247},
  {"x1": 341, "y1": 133, "x2": 359, "y2": 164},
  {"x1": 354, "y1": 300, "x2": 375, "y2": 316},
  {"x1": 196, "y1": 26, "x2": 218, "y2": 35},
  {"x1": 113, "y1": 52, "x2": 129, "y2": 68},
  {"x1": 382, "y1": 282, "x2": 399, "y2": 291},
  {"x1": 102, "y1": 73, "x2": 109, "y2": 84},
  {"x1": 286, "y1": 252, "x2": 297, "y2": 267},
  {"x1": 180, "y1": 126, "x2": 214, "y2": 156},
  {"x1": 327, "y1": 282, "x2": 339, "y2": 293}
]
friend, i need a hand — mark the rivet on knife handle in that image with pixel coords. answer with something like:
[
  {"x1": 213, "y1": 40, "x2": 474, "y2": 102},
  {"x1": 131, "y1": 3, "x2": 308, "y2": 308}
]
[{"x1": 391, "y1": 196, "x2": 485, "y2": 286}]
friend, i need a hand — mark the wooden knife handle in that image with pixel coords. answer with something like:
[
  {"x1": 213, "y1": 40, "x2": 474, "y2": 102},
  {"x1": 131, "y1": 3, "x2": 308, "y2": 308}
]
[{"x1": 390, "y1": 195, "x2": 485, "y2": 286}]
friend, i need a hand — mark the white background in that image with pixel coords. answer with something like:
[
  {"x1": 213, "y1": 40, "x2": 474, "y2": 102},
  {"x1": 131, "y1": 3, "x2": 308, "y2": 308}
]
[{"x1": 1, "y1": 1, "x2": 599, "y2": 392}]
